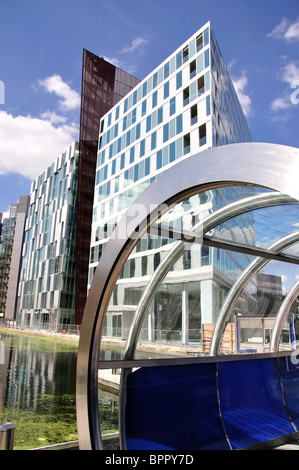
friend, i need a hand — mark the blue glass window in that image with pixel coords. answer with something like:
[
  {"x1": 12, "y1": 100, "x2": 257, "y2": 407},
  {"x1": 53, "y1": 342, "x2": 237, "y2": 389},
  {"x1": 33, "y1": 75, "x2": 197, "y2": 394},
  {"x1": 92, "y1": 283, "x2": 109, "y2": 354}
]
[
  {"x1": 206, "y1": 95, "x2": 211, "y2": 116},
  {"x1": 169, "y1": 118, "x2": 176, "y2": 139},
  {"x1": 156, "y1": 150, "x2": 162, "y2": 170},
  {"x1": 163, "y1": 146, "x2": 169, "y2": 166},
  {"x1": 123, "y1": 115, "x2": 127, "y2": 131},
  {"x1": 176, "y1": 114, "x2": 183, "y2": 134},
  {"x1": 163, "y1": 123, "x2": 169, "y2": 143},
  {"x1": 204, "y1": 27, "x2": 209, "y2": 46},
  {"x1": 158, "y1": 107, "x2": 163, "y2": 124},
  {"x1": 189, "y1": 38, "x2": 196, "y2": 58},
  {"x1": 152, "y1": 91, "x2": 157, "y2": 108},
  {"x1": 132, "y1": 108, "x2": 136, "y2": 124},
  {"x1": 142, "y1": 100, "x2": 147, "y2": 116},
  {"x1": 146, "y1": 115, "x2": 151, "y2": 132},
  {"x1": 130, "y1": 147, "x2": 135, "y2": 164},
  {"x1": 151, "y1": 131, "x2": 157, "y2": 150},
  {"x1": 190, "y1": 81, "x2": 197, "y2": 102},
  {"x1": 142, "y1": 82, "x2": 147, "y2": 97},
  {"x1": 153, "y1": 72, "x2": 158, "y2": 88},
  {"x1": 120, "y1": 153, "x2": 125, "y2": 170},
  {"x1": 176, "y1": 51, "x2": 182, "y2": 69},
  {"x1": 111, "y1": 159, "x2": 116, "y2": 175},
  {"x1": 197, "y1": 53, "x2": 204, "y2": 74},
  {"x1": 169, "y1": 97, "x2": 176, "y2": 116},
  {"x1": 176, "y1": 71, "x2": 182, "y2": 89},
  {"x1": 169, "y1": 142, "x2": 176, "y2": 162},
  {"x1": 145, "y1": 157, "x2": 150, "y2": 176},
  {"x1": 97, "y1": 150, "x2": 105, "y2": 167},
  {"x1": 126, "y1": 130, "x2": 131, "y2": 147},
  {"x1": 205, "y1": 71, "x2": 210, "y2": 91},
  {"x1": 164, "y1": 62, "x2": 169, "y2": 79},
  {"x1": 134, "y1": 164, "x2": 139, "y2": 182},
  {"x1": 164, "y1": 81, "x2": 169, "y2": 99},
  {"x1": 140, "y1": 139, "x2": 145, "y2": 157},
  {"x1": 124, "y1": 98, "x2": 128, "y2": 113},
  {"x1": 204, "y1": 49, "x2": 210, "y2": 68}
]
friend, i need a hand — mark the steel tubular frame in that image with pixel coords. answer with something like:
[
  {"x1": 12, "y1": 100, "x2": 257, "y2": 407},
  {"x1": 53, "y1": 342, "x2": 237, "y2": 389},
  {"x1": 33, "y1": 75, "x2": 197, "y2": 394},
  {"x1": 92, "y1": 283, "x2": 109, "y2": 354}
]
[{"x1": 76, "y1": 142, "x2": 299, "y2": 450}]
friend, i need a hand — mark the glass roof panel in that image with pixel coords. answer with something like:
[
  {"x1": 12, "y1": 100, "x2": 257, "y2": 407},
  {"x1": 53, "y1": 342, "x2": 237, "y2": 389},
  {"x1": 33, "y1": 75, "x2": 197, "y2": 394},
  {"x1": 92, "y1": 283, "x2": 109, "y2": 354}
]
[{"x1": 154, "y1": 185, "x2": 299, "y2": 261}]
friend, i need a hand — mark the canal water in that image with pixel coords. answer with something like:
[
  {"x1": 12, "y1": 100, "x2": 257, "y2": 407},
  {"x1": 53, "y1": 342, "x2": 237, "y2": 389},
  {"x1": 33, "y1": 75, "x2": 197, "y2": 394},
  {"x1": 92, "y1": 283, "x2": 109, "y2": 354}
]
[{"x1": 0, "y1": 331, "x2": 118, "y2": 450}]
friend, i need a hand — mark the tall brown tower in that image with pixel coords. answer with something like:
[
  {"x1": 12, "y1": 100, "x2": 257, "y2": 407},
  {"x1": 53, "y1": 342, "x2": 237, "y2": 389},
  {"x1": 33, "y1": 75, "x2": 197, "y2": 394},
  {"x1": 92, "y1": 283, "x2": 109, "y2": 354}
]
[{"x1": 75, "y1": 50, "x2": 139, "y2": 325}]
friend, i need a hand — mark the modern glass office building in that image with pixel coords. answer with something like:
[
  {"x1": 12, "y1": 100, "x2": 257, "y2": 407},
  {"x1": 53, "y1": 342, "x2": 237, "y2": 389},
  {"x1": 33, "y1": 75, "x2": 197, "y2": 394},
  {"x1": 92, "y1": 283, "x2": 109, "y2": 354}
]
[
  {"x1": 17, "y1": 143, "x2": 79, "y2": 330},
  {"x1": 0, "y1": 198, "x2": 29, "y2": 319},
  {"x1": 88, "y1": 22, "x2": 254, "y2": 347},
  {"x1": 0, "y1": 204, "x2": 18, "y2": 315},
  {"x1": 76, "y1": 50, "x2": 140, "y2": 326},
  {"x1": 15, "y1": 52, "x2": 140, "y2": 331}
]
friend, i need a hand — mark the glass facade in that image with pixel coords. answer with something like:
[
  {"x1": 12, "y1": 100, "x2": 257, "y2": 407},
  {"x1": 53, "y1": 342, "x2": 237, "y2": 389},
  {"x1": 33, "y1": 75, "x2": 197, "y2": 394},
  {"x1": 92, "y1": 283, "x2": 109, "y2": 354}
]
[
  {"x1": 76, "y1": 50, "x2": 140, "y2": 325},
  {"x1": 0, "y1": 204, "x2": 18, "y2": 315},
  {"x1": 17, "y1": 143, "x2": 79, "y2": 331},
  {"x1": 89, "y1": 22, "x2": 252, "y2": 347}
]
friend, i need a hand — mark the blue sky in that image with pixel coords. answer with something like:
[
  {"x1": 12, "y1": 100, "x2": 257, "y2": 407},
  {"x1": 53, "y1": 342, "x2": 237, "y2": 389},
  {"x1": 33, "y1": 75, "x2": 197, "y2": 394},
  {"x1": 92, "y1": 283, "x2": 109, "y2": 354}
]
[{"x1": 0, "y1": 0, "x2": 298, "y2": 216}]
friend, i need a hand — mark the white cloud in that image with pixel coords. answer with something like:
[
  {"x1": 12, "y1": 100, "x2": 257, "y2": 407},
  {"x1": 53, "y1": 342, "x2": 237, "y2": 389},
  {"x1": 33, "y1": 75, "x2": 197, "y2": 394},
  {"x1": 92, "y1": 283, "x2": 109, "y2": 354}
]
[
  {"x1": 232, "y1": 70, "x2": 252, "y2": 117},
  {"x1": 268, "y1": 61, "x2": 299, "y2": 116},
  {"x1": 281, "y1": 61, "x2": 299, "y2": 85},
  {"x1": 102, "y1": 36, "x2": 149, "y2": 76},
  {"x1": 269, "y1": 96, "x2": 292, "y2": 112},
  {"x1": 40, "y1": 110, "x2": 67, "y2": 124},
  {"x1": 268, "y1": 18, "x2": 299, "y2": 42},
  {"x1": 38, "y1": 74, "x2": 80, "y2": 111},
  {"x1": 119, "y1": 37, "x2": 149, "y2": 54},
  {"x1": 0, "y1": 111, "x2": 77, "y2": 179},
  {"x1": 267, "y1": 22, "x2": 299, "y2": 116}
]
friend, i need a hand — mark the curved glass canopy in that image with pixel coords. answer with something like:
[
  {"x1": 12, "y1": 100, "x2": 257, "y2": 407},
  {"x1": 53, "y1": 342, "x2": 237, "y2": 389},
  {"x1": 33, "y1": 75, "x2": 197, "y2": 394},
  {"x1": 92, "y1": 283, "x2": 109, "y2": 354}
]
[{"x1": 76, "y1": 143, "x2": 299, "y2": 450}]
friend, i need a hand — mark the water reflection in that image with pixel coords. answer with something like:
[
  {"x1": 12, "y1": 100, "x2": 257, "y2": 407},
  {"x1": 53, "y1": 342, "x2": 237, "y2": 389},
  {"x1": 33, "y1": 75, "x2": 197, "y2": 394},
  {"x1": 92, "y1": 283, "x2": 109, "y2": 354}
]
[
  {"x1": 0, "y1": 333, "x2": 77, "y2": 410},
  {"x1": 0, "y1": 332, "x2": 119, "y2": 449},
  {"x1": 0, "y1": 332, "x2": 78, "y2": 449}
]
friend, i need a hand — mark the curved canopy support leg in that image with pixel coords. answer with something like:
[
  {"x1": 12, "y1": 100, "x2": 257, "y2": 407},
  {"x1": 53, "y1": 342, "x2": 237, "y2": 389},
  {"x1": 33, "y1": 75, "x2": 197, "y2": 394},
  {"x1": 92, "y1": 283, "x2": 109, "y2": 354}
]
[{"x1": 209, "y1": 231, "x2": 299, "y2": 356}]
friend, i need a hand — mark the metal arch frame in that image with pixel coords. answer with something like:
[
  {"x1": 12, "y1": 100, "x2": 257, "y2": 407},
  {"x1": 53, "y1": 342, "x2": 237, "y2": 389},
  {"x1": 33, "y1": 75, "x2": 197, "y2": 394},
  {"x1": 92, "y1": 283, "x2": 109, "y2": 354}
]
[
  {"x1": 270, "y1": 280, "x2": 299, "y2": 352},
  {"x1": 76, "y1": 142, "x2": 299, "y2": 450},
  {"x1": 118, "y1": 191, "x2": 296, "y2": 449},
  {"x1": 122, "y1": 192, "x2": 296, "y2": 361}
]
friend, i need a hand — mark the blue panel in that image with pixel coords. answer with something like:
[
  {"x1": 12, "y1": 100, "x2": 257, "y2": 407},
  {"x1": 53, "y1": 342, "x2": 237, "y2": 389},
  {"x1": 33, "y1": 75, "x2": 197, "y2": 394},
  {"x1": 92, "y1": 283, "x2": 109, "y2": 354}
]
[
  {"x1": 279, "y1": 356, "x2": 299, "y2": 429},
  {"x1": 124, "y1": 363, "x2": 229, "y2": 450},
  {"x1": 218, "y1": 358, "x2": 294, "y2": 449}
]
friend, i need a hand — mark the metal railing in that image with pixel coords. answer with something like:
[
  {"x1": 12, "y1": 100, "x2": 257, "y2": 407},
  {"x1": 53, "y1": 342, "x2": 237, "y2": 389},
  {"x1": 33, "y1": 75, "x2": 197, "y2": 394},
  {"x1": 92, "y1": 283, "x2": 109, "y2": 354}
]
[{"x1": 0, "y1": 319, "x2": 81, "y2": 336}]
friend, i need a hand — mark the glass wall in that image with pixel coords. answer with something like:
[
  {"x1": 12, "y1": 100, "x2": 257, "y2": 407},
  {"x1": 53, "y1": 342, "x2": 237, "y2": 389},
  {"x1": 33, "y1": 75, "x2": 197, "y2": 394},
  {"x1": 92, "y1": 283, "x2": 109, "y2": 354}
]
[
  {"x1": 91, "y1": 182, "x2": 299, "y2": 448},
  {"x1": 98, "y1": 185, "x2": 299, "y2": 359}
]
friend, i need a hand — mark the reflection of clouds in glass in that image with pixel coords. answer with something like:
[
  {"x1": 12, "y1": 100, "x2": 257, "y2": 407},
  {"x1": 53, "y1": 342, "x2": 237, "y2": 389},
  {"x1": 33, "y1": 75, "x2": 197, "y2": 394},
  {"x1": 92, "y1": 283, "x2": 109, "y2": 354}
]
[{"x1": 262, "y1": 261, "x2": 299, "y2": 295}]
